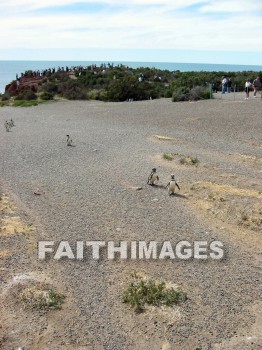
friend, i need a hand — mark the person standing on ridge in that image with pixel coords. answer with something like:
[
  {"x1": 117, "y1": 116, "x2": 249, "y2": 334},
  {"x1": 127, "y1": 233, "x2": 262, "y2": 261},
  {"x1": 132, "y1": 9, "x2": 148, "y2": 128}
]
[
  {"x1": 227, "y1": 78, "x2": 232, "y2": 93},
  {"x1": 253, "y1": 77, "x2": 261, "y2": 97},
  {"x1": 244, "y1": 79, "x2": 252, "y2": 99},
  {"x1": 221, "y1": 76, "x2": 227, "y2": 94}
]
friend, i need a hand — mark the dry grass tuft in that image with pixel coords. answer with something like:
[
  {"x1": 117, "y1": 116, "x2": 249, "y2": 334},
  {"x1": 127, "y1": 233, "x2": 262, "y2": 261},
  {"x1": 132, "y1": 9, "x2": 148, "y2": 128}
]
[{"x1": 20, "y1": 284, "x2": 65, "y2": 310}]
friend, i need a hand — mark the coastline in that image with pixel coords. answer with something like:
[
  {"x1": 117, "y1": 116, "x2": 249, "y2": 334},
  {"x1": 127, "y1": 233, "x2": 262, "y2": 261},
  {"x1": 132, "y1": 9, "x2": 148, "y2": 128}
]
[{"x1": 1, "y1": 60, "x2": 262, "y2": 94}]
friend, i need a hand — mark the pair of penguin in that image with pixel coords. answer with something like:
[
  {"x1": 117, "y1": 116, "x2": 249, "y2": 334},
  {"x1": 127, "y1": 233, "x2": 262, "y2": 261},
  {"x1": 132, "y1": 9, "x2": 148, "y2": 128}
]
[
  {"x1": 147, "y1": 168, "x2": 180, "y2": 196},
  {"x1": 4, "y1": 119, "x2": 15, "y2": 132}
]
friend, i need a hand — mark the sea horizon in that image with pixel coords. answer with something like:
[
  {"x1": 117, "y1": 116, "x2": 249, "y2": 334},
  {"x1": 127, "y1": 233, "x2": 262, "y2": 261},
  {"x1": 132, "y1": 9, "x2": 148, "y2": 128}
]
[{"x1": 0, "y1": 60, "x2": 261, "y2": 94}]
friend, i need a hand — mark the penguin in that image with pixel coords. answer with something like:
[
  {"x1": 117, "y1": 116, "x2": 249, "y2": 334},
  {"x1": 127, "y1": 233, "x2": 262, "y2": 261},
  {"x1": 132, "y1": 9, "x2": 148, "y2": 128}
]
[
  {"x1": 166, "y1": 174, "x2": 180, "y2": 195},
  {"x1": 147, "y1": 168, "x2": 159, "y2": 186},
  {"x1": 66, "y1": 134, "x2": 73, "y2": 146},
  {"x1": 10, "y1": 119, "x2": 15, "y2": 127},
  {"x1": 4, "y1": 121, "x2": 10, "y2": 132}
]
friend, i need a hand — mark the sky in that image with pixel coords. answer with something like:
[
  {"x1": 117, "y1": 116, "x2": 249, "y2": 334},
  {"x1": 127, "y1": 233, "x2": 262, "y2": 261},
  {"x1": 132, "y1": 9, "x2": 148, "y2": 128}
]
[{"x1": 0, "y1": 0, "x2": 262, "y2": 65}]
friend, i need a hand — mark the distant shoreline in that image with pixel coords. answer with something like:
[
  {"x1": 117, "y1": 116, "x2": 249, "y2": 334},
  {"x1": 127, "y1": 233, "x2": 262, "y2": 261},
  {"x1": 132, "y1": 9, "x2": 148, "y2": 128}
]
[{"x1": 1, "y1": 60, "x2": 262, "y2": 94}]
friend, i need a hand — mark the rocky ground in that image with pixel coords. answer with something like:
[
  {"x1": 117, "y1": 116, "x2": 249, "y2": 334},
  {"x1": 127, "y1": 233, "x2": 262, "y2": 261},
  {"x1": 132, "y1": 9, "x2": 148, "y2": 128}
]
[{"x1": 0, "y1": 92, "x2": 261, "y2": 349}]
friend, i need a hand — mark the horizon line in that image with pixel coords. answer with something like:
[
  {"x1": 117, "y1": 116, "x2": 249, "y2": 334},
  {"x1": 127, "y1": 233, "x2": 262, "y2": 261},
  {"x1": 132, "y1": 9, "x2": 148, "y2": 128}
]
[{"x1": 0, "y1": 59, "x2": 262, "y2": 68}]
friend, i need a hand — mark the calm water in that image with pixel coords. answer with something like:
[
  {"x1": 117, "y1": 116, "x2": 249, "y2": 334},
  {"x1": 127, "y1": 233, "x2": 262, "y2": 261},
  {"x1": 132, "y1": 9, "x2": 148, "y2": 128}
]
[{"x1": 0, "y1": 60, "x2": 261, "y2": 93}]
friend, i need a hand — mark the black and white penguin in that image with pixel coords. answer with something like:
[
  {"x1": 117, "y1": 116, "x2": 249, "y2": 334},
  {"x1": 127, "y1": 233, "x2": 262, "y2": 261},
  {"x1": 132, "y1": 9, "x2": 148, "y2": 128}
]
[
  {"x1": 147, "y1": 168, "x2": 159, "y2": 185},
  {"x1": 166, "y1": 174, "x2": 180, "y2": 195},
  {"x1": 10, "y1": 119, "x2": 15, "y2": 127},
  {"x1": 66, "y1": 134, "x2": 73, "y2": 146},
  {"x1": 4, "y1": 121, "x2": 10, "y2": 132}
]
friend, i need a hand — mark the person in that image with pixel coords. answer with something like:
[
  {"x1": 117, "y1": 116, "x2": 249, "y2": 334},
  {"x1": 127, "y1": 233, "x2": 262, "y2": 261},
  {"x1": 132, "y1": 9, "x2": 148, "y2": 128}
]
[
  {"x1": 221, "y1": 76, "x2": 227, "y2": 94},
  {"x1": 244, "y1": 79, "x2": 252, "y2": 99},
  {"x1": 253, "y1": 77, "x2": 261, "y2": 97},
  {"x1": 227, "y1": 78, "x2": 232, "y2": 93},
  {"x1": 213, "y1": 82, "x2": 219, "y2": 93}
]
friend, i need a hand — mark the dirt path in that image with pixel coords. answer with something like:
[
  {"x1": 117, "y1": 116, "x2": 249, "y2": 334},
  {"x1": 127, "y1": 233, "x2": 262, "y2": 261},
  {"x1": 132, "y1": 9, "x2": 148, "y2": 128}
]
[{"x1": 0, "y1": 96, "x2": 261, "y2": 349}]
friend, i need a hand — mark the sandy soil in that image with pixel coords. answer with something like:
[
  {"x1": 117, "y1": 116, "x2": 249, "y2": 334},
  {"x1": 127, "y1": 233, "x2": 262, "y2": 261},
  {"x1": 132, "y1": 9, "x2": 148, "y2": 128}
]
[{"x1": 0, "y1": 93, "x2": 261, "y2": 350}]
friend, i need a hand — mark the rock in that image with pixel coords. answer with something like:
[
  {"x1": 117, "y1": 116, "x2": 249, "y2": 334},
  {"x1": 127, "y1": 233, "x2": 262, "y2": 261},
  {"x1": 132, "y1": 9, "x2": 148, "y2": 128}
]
[
  {"x1": 33, "y1": 191, "x2": 41, "y2": 195},
  {"x1": 131, "y1": 186, "x2": 143, "y2": 191},
  {"x1": 6, "y1": 81, "x2": 18, "y2": 94}
]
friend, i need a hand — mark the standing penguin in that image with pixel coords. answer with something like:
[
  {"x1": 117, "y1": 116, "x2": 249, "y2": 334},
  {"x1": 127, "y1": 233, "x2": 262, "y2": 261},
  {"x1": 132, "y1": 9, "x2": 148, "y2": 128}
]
[
  {"x1": 147, "y1": 168, "x2": 159, "y2": 186},
  {"x1": 66, "y1": 134, "x2": 73, "y2": 146},
  {"x1": 4, "y1": 121, "x2": 10, "y2": 132},
  {"x1": 10, "y1": 119, "x2": 15, "y2": 127},
  {"x1": 166, "y1": 174, "x2": 180, "y2": 195}
]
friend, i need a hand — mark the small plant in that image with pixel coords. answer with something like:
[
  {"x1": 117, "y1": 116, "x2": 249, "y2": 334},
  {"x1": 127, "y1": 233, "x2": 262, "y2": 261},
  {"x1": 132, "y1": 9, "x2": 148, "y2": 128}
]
[
  {"x1": 241, "y1": 212, "x2": 249, "y2": 221},
  {"x1": 86, "y1": 89, "x2": 98, "y2": 100},
  {"x1": 0, "y1": 101, "x2": 8, "y2": 107},
  {"x1": 13, "y1": 100, "x2": 40, "y2": 107},
  {"x1": 15, "y1": 90, "x2": 37, "y2": 101},
  {"x1": 208, "y1": 192, "x2": 216, "y2": 200},
  {"x1": 47, "y1": 289, "x2": 66, "y2": 310},
  {"x1": 40, "y1": 91, "x2": 54, "y2": 100},
  {"x1": 163, "y1": 153, "x2": 174, "y2": 161},
  {"x1": 1, "y1": 92, "x2": 11, "y2": 101},
  {"x1": 20, "y1": 285, "x2": 65, "y2": 310},
  {"x1": 172, "y1": 86, "x2": 211, "y2": 102},
  {"x1": 180, "y1": 156, "x2": 199, "y2": 165},
  {"x1": 122, "y1": 278, "x2": 187, "y2": 312}
]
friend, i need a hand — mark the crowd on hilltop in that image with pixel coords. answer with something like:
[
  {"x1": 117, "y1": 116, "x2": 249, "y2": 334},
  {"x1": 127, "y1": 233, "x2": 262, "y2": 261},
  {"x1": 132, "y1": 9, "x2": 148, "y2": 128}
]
[
  {"x1": 17, "y1": 65, "x2": 88, "y2": 79},
  {"x1": 15, "y1": 63, "x2": 128, "y2": 81}
]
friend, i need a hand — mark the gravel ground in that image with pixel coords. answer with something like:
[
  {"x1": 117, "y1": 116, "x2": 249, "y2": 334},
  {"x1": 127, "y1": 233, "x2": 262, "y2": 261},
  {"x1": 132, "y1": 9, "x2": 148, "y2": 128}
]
[{"x1": 0, "y1": 94, "x2": 261, "y2": 350}]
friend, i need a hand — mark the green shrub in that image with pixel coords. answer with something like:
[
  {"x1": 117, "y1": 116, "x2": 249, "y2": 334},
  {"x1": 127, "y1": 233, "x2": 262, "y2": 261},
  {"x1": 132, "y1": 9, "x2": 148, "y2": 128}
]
[
  {"x1": 41, "y1": 82, "x2": 58, "y2": 94},
  {"x1": 123, "y1": 279, "x2": 187, "y2": 312},
  {"x1": 163, "y1": 153, "x2": 174, "y2": 161},
  {"x1": 190, "y1": 86, "x2": 211, "y2": 100},
  {"x1": 63, "y1": 89, "x2": 87, "y2": 100},
  {"x1": 172, "y1": 86, "x2": 211, "y2": 102},
  {"x1": 104, "y1": 77, "x2": 159, "y2": 101},
  {"x1": 87, "y1": 89, "x2": 100, "y2": 100},
  {"x1": 20, "y1": 286, "x2": 65, "y2": 310},
  {"x1": 15, "y1": 90, "x2": 37, "y2": 101},
  {"x1": 1, "y1": 92, "x2": 11, "y2": 101},
  {"x1": 172, "y1": 86, "x2": 190, "y2": 102},
  {"x1": 40, "y1": 91, "x2": 54, "y2": 100},
  {"x1": 57, "y1": 80, "x2": 88, "y2": 100}
]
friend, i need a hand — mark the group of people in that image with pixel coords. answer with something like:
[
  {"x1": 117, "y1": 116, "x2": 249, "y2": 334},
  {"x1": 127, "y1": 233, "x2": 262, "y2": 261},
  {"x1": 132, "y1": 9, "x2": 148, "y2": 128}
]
[
  {"x1": 221, "y1": 76, "x2": 233, "y2": 93},
  {"x1": 15, "y1": 63, "x2": 126, "y2": 81},
  {"x1": 244, "y1": 76, "x2": 261, "y2": 99},
  {"x1": 16, "y1": 65, "x2": 85, "y2": 80},
  {"x1": 221, "y1": 76, "x2": 261, "y2": 99}
]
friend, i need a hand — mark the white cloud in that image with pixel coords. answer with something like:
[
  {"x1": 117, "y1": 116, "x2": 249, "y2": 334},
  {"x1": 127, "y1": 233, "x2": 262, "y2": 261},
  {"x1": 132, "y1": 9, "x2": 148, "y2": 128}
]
[
  {"x1": 0, "y1": 0, "x2": 261, "y2": 54},
  {"x1": 0, "y1": 0, "x2": 205, "y2": 9},
  {"x1": 200, "y1": 0, "x2": 262, "y2": 13}
]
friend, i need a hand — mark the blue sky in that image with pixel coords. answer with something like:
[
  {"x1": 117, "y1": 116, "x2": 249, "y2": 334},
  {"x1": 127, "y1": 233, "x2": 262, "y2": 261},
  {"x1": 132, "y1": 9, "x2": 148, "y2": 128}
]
[{"x1": 0, "y1": 0, "x2": 262, "y2": 65}]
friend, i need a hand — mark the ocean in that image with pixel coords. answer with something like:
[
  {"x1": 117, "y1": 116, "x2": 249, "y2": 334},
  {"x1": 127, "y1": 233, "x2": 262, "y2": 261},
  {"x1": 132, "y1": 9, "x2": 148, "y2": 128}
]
[{"x1": 0, "y1": 60, "x2": 261, "y2": 94}]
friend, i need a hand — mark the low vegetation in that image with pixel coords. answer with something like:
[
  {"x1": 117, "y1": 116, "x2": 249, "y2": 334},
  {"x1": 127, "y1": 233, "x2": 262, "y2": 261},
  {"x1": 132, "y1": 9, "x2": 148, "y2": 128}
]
[
  {"x1": 20, "y1": 284, "x2": 65, "y2": 310},
  {"x1": 122, "y1": 278, "x2": 187, "y2": 312},
  {"x1": 163, "y1": 153, "x2": 175, "y2": 161},
  {"x1": 180, "y1": 156, "x2": 199, "y2": 165},
  {"x1": 172, "y1": 86, "x2": 211, "y2": 102},
  {"x1": 2, "y1": 65, "x2": 261, "y2": 104}
]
